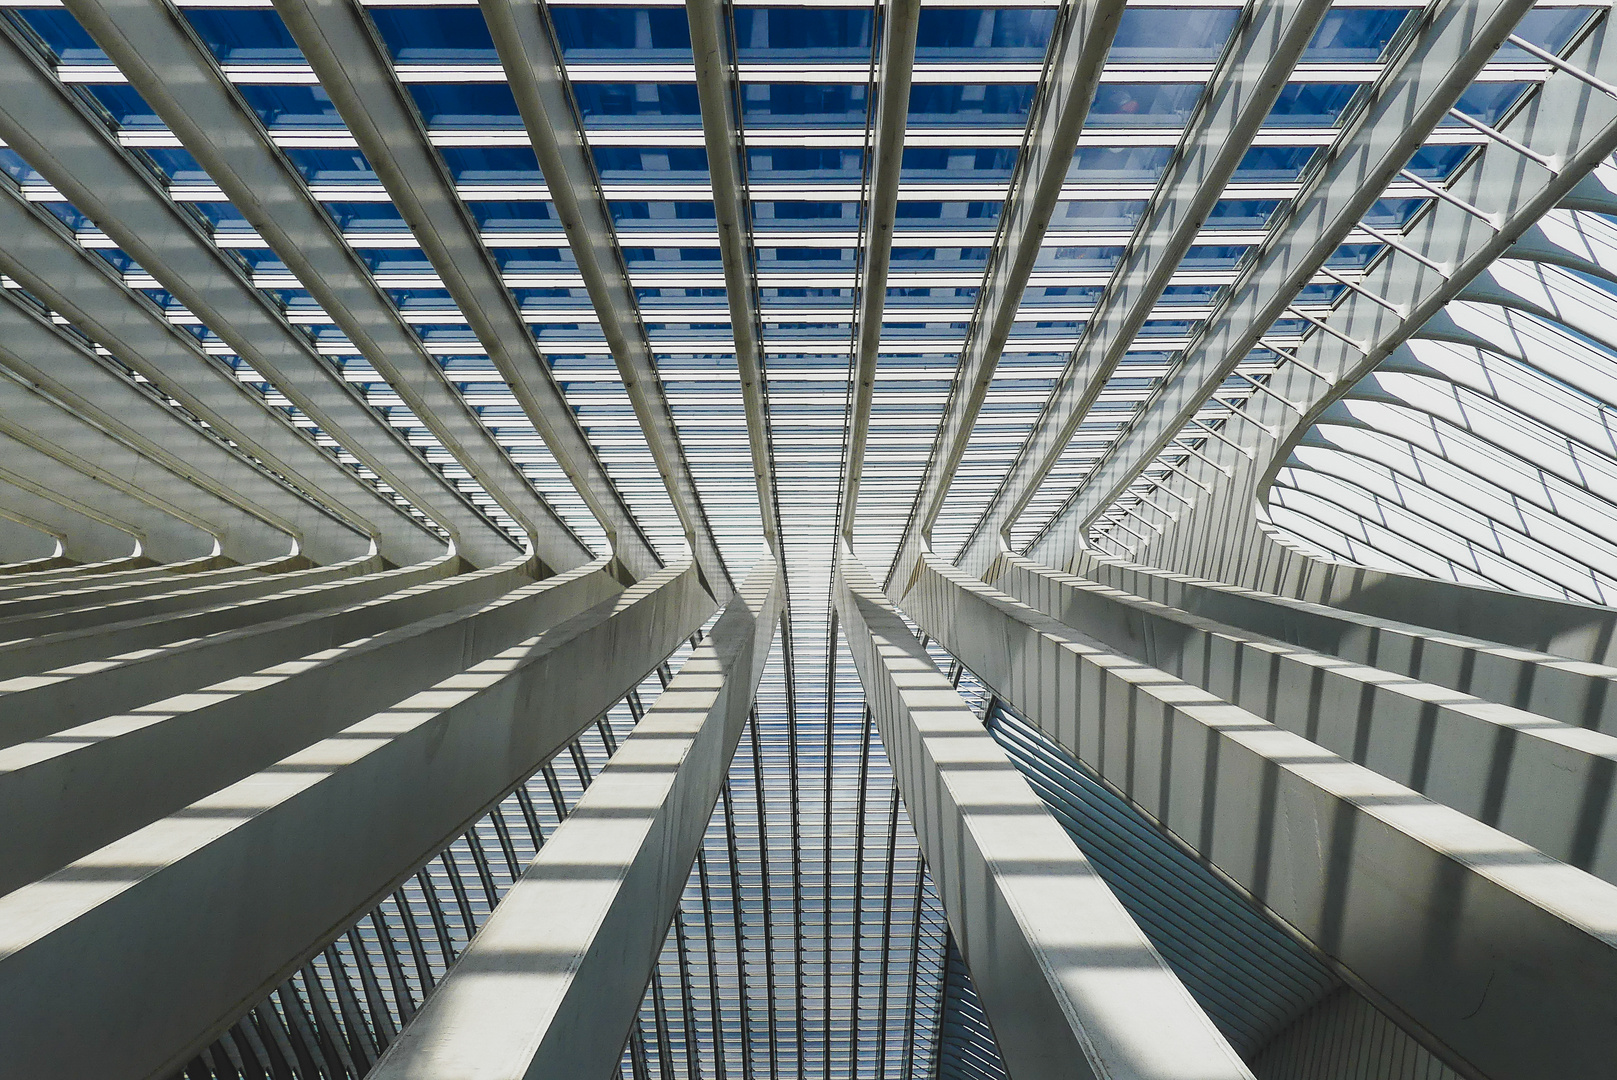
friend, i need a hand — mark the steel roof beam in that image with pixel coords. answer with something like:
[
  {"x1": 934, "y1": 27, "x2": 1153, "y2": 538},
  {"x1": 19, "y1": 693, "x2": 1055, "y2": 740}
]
[
  {"x1": 273, "y1": 0, "x2": 664, "y2": 580},
  {"x1": 24, "y1": 4, "x2": 567, "y2": 571},
  {"x1": 481, "y1": 0, "x2": 733, "y2": 600},
  {"x1": 836, "y1": 0, "x2": 920, "y2": 537},
  {"x1": 952, "y1": 0, "x2": 1334, "y2": 575},
  {"x1": 0, "y1": 185, "x2": 449, "y2": 568},
  {"x1": 1026, "y1": 0, "x2": 1539, "y2": 554},
  {"x1": 881, "y1": 0, "x2": 1124, "y2": 580},
  {"x1": 685, "y1": 0, "x2": 791, "y2": 554},
  {"x1": 0, "y1": 288, "x2": 374, "y2": 565},
  {"x1": 0, "y1": 371, "x2": 285, "y2": 563}
]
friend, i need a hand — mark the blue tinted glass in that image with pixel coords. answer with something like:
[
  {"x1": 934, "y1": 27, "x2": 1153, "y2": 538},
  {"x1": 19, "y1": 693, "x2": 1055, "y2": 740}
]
[
  {"x1": 1304, "y1": 9, "x2": 1407, "y2": 60},
  {"x1": 895, "y1": 201, "x2": 1003, "y2": 226},
  {"x1": 1405, "y1": 145, "x2": 1471, "y2": 180},
  {"x1": 409, "y1": 84, "x2": 523, "y2": 128},
  {"x1": 491, "y1": 248, "x2": 577, "y2": 270},
  {"x1": 1034, "y1": 246, "x2": 1125, "y2": 269},
  {"x1": 578, "y1": 84, "x2": 704, "y2": 125},
  {"x1": 323, "y1": 202, "x2": 408, "y2": 231},
  {"x1": 239, "y1": 85, "x2": 343, "y2": 128},
  {"x1": 743, "y1": 84, "x2": 868, "y2": 127},
  {"x1": 1266, "y1": 84, "x2": 1359, "y2": 127},
  {"x1": 1363, "y1": 198, "x2": 1426, "y2": 227},
  {"x1": 909, "y1": 85, "x2": 1037, "y2": 128},
  {"x1": 734, "y1": 8, "x2": 872, "y2": 60},
  {"x1": 40, "y1": 202, "x2": 93, "y2": 231},
  {"x1": 195, "y1": 201, "x2": 252, "y2": 229},
  {"x1": 914, "y1": 9, "x2": 1056, "y2": 60},
  {"x1": 1499, "y1": 8, "x2": 1594, "y2": 59},
  {"x1": 1294, "y1": 283, "x2": 1344, "y2": 303},
  {"x1": 284, "y1": 148, "x2": 376, "y2": 183},
  {"x1": 95, "y1": 247, "x2": 141, "y2": 272},
  {"x1": 901, "y1": 147, "x2": 1016, "y2": 180},
  {"x1": 1325, "y1": 243, "x2": 1382, "y2": 269},
  {"x1": 231, "y1": 248, "x2": 287, "y2": 270},
  {"x1": 145, "y1": 147, "x2": 211, "y2": 182},
  {"x1": 440, "y1": 146, "x2": 541, "y2": 182},
  {"x1": 611, "y1": 201, "x2": 716, "y2": 224},
  {"x1": 752, "y1": 147, "x2": 863, "y2": 180},
  {"x1": 753, "y1": 247, "x2": 847, "y2": 268},
  {"x1": 1067, "y1": 147, "x2": 1173, "y2": 182},
  {"x1": 18, "y1": 10, "x2": 109, "y2": 63},
  {"x1": 1448, "y1": 83, "x2": 1530, "y2": 125},
  {"x1": 551, "y1": 7, "x2": 692, "y2": 60},
  {"x1": 183, "y1": 9, "x2": 304, "y2": 63},
  {"x1": 1051, "y1": 200, "x2": 1146, "y2": 227},
  {"x1": 86, "y1": 84, "x2": 163, "y2": 128},
  {"x1": 389, "y1": 289, "x2": 456, "y2": 309},
  {"x1": 1089, "y1": 84, "x2": 1203, "y2": 127},
  {"x1": 892, "y1": 246, "x2": 992, "y2": 269},
  {"x1": 1161, "y1": 284, "x2": 1222, "y2": 303},
  {"x1": 1207, "y1": 199, "x2": 1281, "y2": 226},
  {"x1": 472, "y1": 202, "x2": 562, "y2": 229},
  {"x1": 625, "y1": 246, "x2": 716, "y2": 265},
  {"x1": 1181, "y1": 245, "x2": 1250, "y2": 268},
  {"x1": 1108, "y1": 9, "x2": 1239, "y2": 60},
  {"x1": 596, "y1": 147, "x2": 710, "y2": 179},
  {"x1": 369, "y1": 8, "x2": 497, "y2": 62},
  {"x1": 757, "y1": 201, "x2": 858, "y2": 224},
  {"x1": 1232, "y1": 146, "x2": 1315, "y2": 181}
]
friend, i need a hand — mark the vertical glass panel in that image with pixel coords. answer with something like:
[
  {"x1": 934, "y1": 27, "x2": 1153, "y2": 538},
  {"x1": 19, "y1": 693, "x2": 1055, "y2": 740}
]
[
  {"x1": 1106, "y1": 8, "x2": 1240, "y2": 61},
  {"x1": 284, "y1": 148, "x2": 377, "y2": 184},
  {"x1": 596, "y1": 147, "x2": 711, "y2": 180},
  {"x1": 1230, "y1": 146, "x2": 1315, "y2": 181},
  {"x1": 1088, "y1": 84, "x2": 1204, "y2": 127},
  {"x1": 85, "y1": 84, "x2": 163, "y2": 128},
  {"x1": 733, "y1": 8, "x2": 873, "y2": 61},
  {"x1": 743, "y1": 85, "x2": 868, "y2": 127},
  {"x1": 144, "y1": 147, "x2": 212, "y2": 182},
  {"x1": 1499, "y1": 8, "x2": 1595, "y2": 58},
  {"x1": 470, "y1": 201, "x2": 563, "y2": 230},
  {"x1": 1265, "y1": 84, "x2": 1360, "y2": 127},
  {"x1": 16, "y1": 9, "x2": 111, "y2": 63},
  {"x1": 550, "y1": 7, "x2": 693, "y2": 61},
  {"x1": 408, "y1": 84, "x2": 524, "y2": 128},
  {"x1": 908, "y1": 85, "x2": 1037, "y2": 128},
  {"x1": 1206, "y1": 199, "x2": 1281, "y2": 227},
  {"x1": 913, "y1": 8, "x2": 1057, "y2": 60},
  {"x1": 182, "y1": 9, "x2": 305, "y2": 63},
  {"x1": 1067, "y1": 146, "x2": 1173, "y2": 182},
  {"x1": 323, "y1": 202, "x2": 409, "y2": 231},
  {"x1": 239, "y1": 85, "x2": 345, "y2": 128},
  {"x1": 577, "y1": 84, "x2": 704, "y2": 126},
  {"x1": 752, "y1": 147, "x2": 864, "y2": 181},
  {"x1": 900, "y1": 148, "x2": 1016, "y2": 180},
  {"x1": 369, "y1": 7, "x2": 498, "y2": 62},
  {"x1": 1303, "y1": 8, "x2": 1408, "y2": 60}
]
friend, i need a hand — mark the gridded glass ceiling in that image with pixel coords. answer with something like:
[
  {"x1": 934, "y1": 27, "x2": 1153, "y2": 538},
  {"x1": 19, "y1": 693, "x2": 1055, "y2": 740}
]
[{"x1": 4, "y1": 0, "x2": 1617, "y2": 1075}]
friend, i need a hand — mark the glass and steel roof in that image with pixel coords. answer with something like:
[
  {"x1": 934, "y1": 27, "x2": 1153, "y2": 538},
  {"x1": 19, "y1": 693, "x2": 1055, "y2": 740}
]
[{"x1": 4, "y1": 0, "x2": 1617, "y2": 1075}]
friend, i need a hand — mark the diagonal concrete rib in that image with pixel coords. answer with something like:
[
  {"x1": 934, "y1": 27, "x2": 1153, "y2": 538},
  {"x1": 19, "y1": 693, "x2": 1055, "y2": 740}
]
[
  {"x1": 952, "y1": 0, "x2": 1334, "y2": 575},
  {"x1": 270, "y1": 0, "x2": 663, "y2": 580},
  {"x1": 880, "y1": 0, "x2": 1125, "y2": 582},
  {"x1": 0, "y1": 181, "x2": 446, "y2": 568},
  {"x1": 18, "y1": 4, "x2": 550, "y2": 570},
  {"x1": 0, "y1": 287, "x2": 373, "y2": 564},
  {"x1": 481, "y1": 0, "x2": 733, "y2": 600},
  {"x1": 1029, "y1": 0, "x2": 1538, "y2": 553}
]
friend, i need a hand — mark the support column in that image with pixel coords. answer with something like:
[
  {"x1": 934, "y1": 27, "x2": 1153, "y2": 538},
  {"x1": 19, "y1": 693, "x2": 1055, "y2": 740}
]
[
  {"x1": 368, "y1": 555, "x2": 783, "y2": 1079},
  {"x1": 835, "y1": 543, "x2": 1252, "y2": 1080},
  {"x1": 0, "y1": 562, "x2": 714, "y2": 1079},
  {"x1": 900, "y1": 546, "x2": 1617, "y2": 1080}
]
